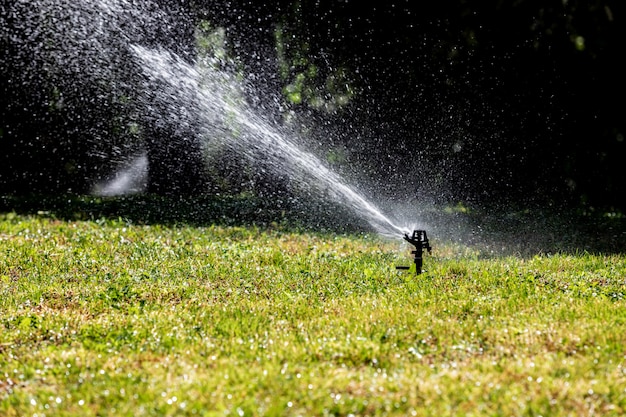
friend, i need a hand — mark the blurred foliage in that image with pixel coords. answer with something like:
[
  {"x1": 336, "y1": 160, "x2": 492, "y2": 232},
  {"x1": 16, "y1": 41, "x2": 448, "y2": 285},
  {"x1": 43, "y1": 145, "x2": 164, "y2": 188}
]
[{"x1": 275, "y1": 20, "x2": 354, "y2": 112}]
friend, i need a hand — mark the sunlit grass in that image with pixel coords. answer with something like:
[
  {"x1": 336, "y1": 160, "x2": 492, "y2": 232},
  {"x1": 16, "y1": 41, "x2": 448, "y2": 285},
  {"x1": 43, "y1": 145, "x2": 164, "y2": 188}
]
[{"x1": 1, "y1": 212, "x2": 625, "y2": 416}]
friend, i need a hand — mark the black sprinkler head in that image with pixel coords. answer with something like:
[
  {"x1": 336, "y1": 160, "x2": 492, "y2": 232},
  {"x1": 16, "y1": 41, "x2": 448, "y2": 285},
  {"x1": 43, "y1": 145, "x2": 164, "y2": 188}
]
[{"x1": 396, "y1": 230, "x2": 431, "y2": 275}]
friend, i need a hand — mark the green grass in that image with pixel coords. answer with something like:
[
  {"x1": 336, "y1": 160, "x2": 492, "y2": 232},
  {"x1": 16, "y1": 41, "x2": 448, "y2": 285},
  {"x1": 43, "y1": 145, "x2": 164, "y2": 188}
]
[{"x1": 1, "y1": 211, "x2": 626, "y2": 416}]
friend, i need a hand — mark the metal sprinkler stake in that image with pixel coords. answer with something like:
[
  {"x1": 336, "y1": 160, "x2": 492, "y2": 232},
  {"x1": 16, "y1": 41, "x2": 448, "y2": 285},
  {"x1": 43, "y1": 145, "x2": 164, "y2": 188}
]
[{"x1": 396, "y1": 230, "x2": 432, "y2": 274}]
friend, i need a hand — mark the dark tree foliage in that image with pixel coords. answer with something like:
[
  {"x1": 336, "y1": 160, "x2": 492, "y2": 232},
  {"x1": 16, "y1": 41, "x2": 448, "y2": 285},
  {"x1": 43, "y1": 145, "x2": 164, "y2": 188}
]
[
  {"x1": 256, "y1": 0, "x2": 625, "y2": 210},
  {"x1": 1, "y1": 0, "x2": 625, "y2": 211}
]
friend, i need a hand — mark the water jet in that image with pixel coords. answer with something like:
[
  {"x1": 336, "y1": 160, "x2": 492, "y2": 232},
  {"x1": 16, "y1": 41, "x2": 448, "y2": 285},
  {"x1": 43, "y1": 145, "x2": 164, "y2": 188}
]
[{"x1": 4, "y1": 0, "x2": 415, "y2": 239}]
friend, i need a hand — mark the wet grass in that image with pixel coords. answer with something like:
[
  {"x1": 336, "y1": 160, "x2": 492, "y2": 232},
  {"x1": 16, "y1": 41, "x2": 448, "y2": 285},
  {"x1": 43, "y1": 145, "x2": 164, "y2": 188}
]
[{"x1": 1, "y1": 211, "x2": 625, "y2": 416}]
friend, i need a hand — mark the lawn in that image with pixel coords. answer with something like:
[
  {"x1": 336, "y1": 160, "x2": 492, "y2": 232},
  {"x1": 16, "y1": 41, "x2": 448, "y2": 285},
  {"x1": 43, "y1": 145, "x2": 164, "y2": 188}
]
[{"x1": 1, "y1": 207, "x2": 625, "y2": 416}]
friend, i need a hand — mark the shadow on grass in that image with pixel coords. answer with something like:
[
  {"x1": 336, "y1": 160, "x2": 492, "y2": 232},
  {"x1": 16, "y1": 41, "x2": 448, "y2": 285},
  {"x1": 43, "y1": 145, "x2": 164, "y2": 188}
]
[
  {"x1": 0, "y1": 193, "x2": 371, "y2": 235},
  {"x1": 418, "y1": 205, "x2": 626, "y2": 257},
  {"x1": 1, "y1": 194, "x2": 625, "y2": 256}
]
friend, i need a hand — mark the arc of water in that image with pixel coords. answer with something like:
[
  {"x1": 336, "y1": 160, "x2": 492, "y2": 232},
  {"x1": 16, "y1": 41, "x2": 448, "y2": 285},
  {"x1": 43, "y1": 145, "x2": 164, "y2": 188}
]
[{"x1": 131, "y1": 45, "x2": 406, "y2": 237}]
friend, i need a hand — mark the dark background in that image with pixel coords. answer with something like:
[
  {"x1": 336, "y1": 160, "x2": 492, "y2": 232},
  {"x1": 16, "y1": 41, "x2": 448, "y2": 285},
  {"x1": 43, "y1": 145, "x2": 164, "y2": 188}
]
[{"x1": 1, "y1": 0, "x2": 625, "y2": 213}]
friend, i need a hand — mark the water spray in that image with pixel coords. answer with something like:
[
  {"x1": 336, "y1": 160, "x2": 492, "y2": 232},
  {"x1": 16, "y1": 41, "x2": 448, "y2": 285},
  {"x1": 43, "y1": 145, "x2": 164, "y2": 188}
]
[
  {"x1": 10, "y1": 0, "x2": 408, "y2": 238},
  {"x1": 396, "y1": 230, "x2": 432, "y2": 275}
]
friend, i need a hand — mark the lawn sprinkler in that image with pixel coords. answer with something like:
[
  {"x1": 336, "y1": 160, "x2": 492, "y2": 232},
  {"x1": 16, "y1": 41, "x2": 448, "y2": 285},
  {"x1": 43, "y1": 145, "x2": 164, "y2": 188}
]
[{"x1": 396, "y1": 230, "x2": 432, "y2": 275}]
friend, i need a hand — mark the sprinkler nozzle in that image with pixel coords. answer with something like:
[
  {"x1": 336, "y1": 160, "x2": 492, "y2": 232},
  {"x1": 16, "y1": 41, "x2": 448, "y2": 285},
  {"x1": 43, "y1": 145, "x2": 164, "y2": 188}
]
[{"x1": 396, "y1": 230, "x2": 431, "y2": 274}]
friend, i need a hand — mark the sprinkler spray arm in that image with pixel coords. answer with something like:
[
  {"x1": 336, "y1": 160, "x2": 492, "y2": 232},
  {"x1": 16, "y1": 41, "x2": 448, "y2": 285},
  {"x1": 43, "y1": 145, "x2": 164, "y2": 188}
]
[{"x1": 396, "y1": 230, "x2": 431, "y2": 275}]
